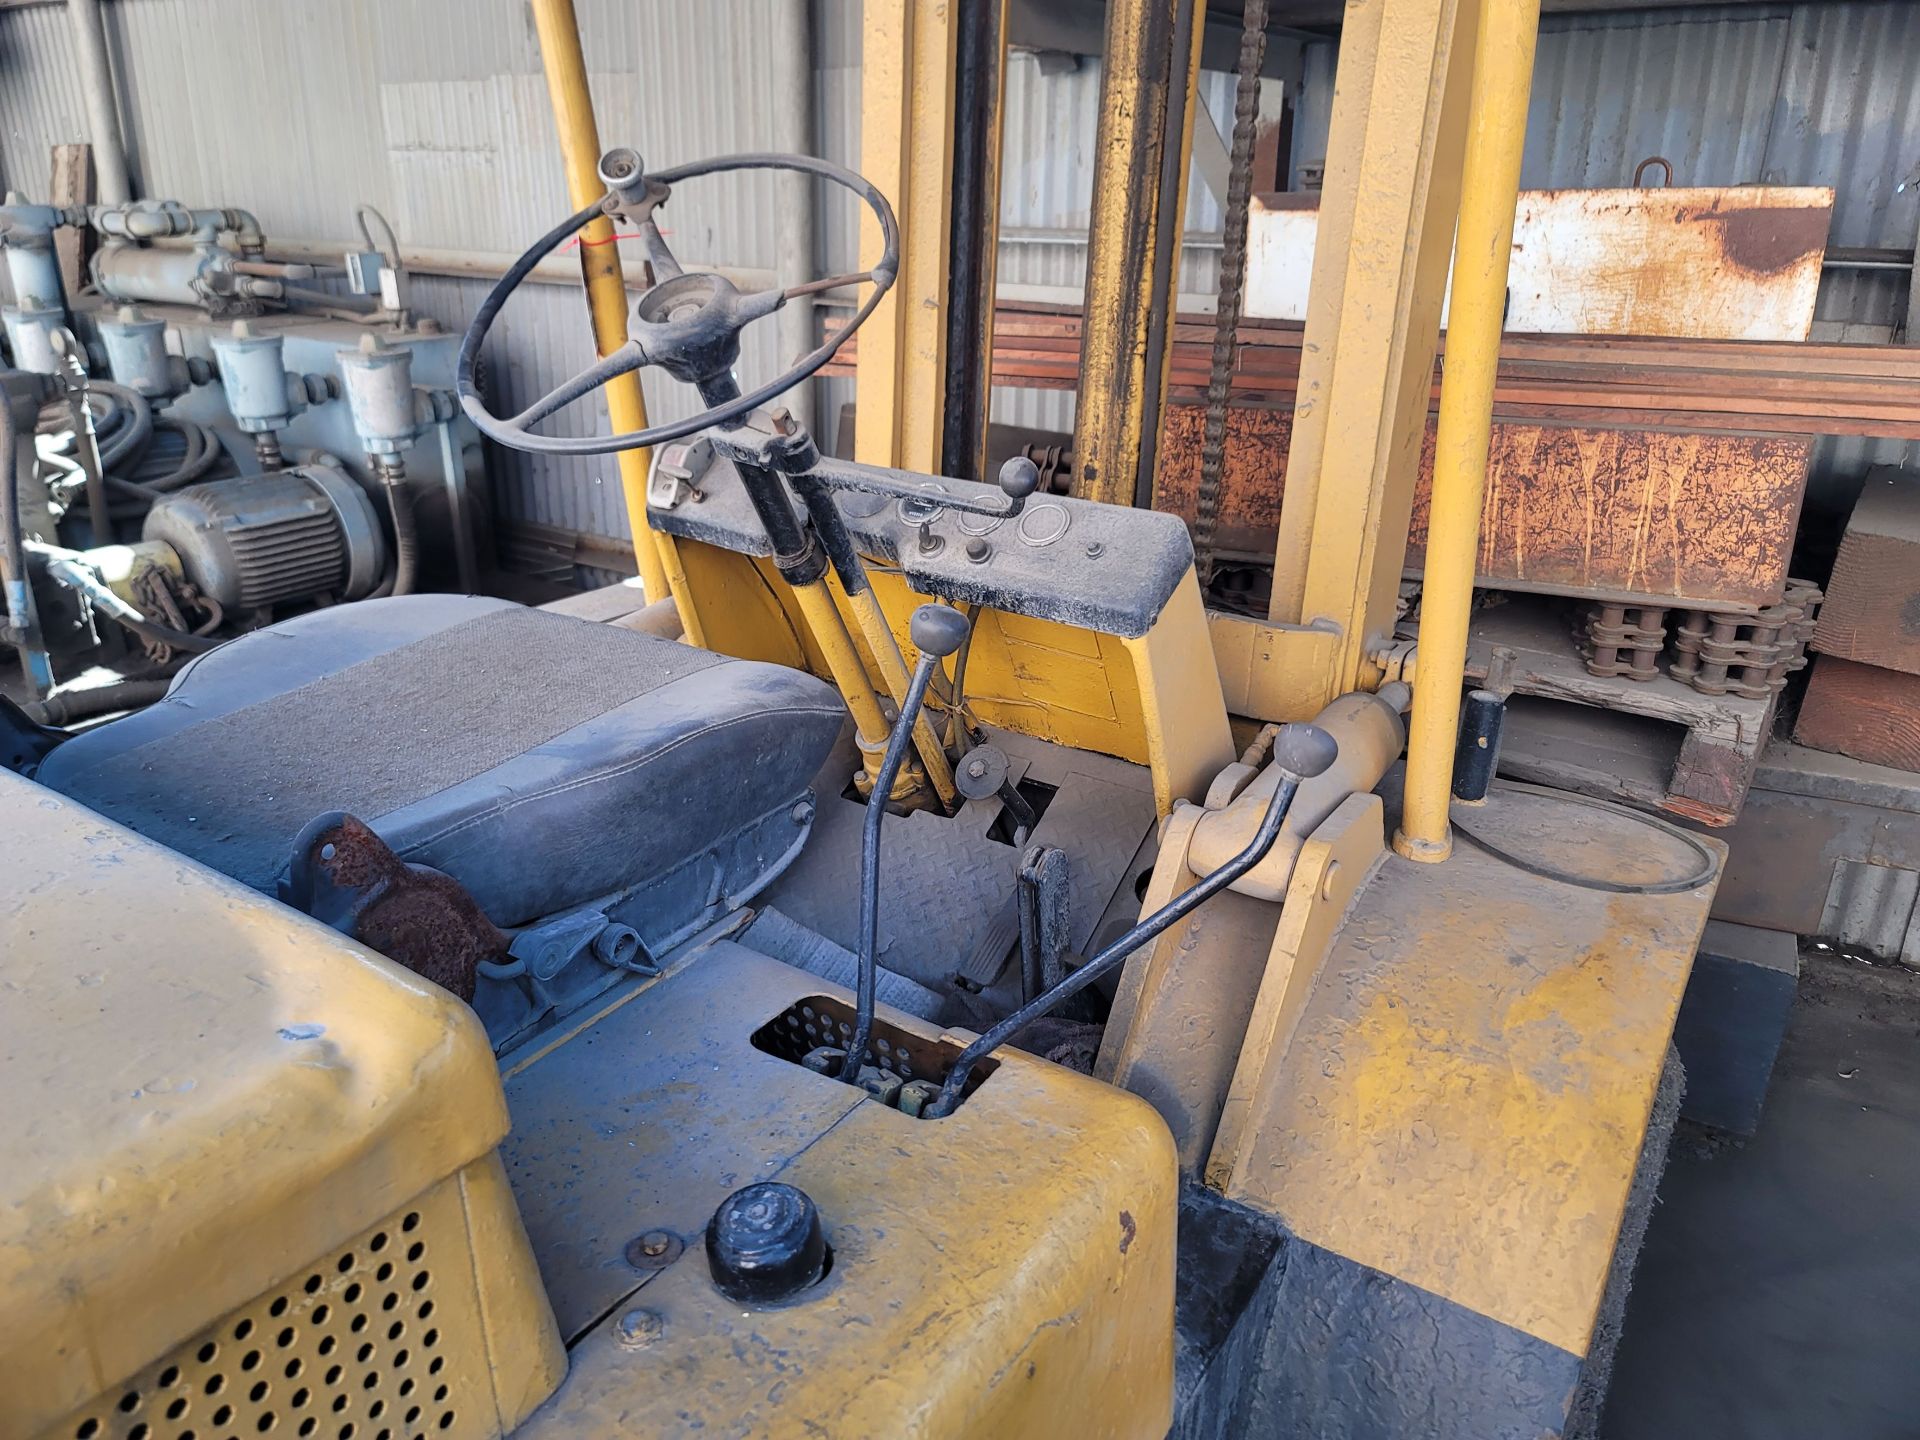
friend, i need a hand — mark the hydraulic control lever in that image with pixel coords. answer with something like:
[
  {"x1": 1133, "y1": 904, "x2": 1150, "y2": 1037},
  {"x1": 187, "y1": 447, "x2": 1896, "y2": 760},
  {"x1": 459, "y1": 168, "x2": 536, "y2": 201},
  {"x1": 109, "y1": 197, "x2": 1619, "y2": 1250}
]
[
  {"x1": 841, "y1": 602, "x2": 972, "y2": 1083},
  {"x1": 921, "y1": 722, "x2": 1340, "y2": 1118}
]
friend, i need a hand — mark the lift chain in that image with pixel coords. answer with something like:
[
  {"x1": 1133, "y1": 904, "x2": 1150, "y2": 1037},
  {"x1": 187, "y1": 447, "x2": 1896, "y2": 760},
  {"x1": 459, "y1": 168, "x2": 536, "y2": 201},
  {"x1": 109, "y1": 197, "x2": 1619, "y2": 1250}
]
[{"x1": 1193, "y1": 0, "x2": 1269, "y2": 591}]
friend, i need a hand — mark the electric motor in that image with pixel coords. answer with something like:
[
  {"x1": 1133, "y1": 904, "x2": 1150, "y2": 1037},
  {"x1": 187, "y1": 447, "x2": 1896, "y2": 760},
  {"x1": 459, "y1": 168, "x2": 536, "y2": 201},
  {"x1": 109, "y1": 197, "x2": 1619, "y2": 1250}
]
[{"x1": 142, "y1": 462, "x2": 387, "y2": 611}]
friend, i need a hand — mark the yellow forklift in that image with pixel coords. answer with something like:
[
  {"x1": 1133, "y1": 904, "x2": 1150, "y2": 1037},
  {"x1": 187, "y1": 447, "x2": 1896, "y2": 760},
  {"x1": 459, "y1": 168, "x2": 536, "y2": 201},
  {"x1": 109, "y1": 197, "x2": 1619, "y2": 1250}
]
[{"x1": 0, "y1": 0, "x2": 1721, "y2": 1436}]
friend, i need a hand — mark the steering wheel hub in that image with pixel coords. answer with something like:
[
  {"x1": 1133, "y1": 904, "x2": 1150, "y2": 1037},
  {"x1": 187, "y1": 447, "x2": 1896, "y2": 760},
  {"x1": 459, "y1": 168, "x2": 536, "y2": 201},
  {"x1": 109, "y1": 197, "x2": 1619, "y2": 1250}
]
[{"x1": 456, "y1": 149, "x2": 900, "y2": 456}]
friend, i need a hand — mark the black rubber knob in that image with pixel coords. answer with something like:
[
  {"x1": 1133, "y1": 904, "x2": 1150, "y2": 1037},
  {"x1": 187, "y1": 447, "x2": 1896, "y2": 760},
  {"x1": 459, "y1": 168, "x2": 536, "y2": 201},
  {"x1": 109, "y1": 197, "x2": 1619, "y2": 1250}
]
[
  {"x1": 1271, "y1": 722, "x2": 1340, "y2": 780},
  {"x1": 998, "y1": 455, "x2": 1041, "y2": 501},
  {"x1": 705, "y1": 1182, "x2": 827, "y2": 1305},
  {"x1": 911, "y1": 603, "x2": 970, "y2": 659}
]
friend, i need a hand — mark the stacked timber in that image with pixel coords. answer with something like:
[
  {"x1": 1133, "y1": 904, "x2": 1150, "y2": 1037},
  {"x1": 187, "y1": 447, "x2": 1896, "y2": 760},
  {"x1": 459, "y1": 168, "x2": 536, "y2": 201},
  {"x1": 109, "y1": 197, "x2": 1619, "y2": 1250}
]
[
  {"x1": 1796, "y1": 470, "x2": 1920, "y2": 772},
  {"x1": 826, "y1": 304, "x2": 1920, "y2": 440}
]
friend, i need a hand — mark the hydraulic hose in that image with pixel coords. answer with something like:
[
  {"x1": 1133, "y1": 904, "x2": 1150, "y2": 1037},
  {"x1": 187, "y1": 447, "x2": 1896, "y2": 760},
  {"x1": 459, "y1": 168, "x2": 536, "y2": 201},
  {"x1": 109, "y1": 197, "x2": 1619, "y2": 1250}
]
[
  {"x1": 26, "y1": 676, "x2": 173, "y2": 726},
  {"x1": 0, "y1": 393, "x2": 31, "y2": 638},
  {"x1": 385, "y1": 480, "x2": 418, "y2": 597}
]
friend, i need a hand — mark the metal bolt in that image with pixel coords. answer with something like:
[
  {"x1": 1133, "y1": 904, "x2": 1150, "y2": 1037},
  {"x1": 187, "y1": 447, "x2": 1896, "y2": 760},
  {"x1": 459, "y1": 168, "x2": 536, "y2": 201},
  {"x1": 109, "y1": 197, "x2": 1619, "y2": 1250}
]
[
  {"x1": 768, "y1": 405, "x2": 796, "y2": 436},
  {"x1": 1320, "y1": 860, "x2": 1342, "y2": 901},
  {"x1": 614, "y1": 1308, "x2": 664, "y2": 1350},
  {"x1": 1085, "y1": 540, "x2": 1105, "y2": 559},
  {"x1": 623, "y1": 1228, "x2": 685, "y2": 1270},
  {"x1": 967, "y1": 757, "x2": 989, "y2": 779}
]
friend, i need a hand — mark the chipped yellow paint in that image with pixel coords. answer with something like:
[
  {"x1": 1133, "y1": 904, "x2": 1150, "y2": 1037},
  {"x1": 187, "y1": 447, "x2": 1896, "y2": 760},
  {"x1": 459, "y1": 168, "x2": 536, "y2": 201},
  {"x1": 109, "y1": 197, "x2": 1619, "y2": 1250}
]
[
  {"x1": 513, "y1": 947, "x2": 1179, "y2": 1439},
  {"x1": 1206, "y1": 792, "x2": 1389, "y2": 1190},
  {"x1": 0, "y1": 773, "x2": 561, "y2": 1438},
  {"x1": 1221, "y1": 787, "x2": 1724, "y2": 1356},
  {"x1": 850, "y1": 567, "x2": 1230, "y2": 813}
]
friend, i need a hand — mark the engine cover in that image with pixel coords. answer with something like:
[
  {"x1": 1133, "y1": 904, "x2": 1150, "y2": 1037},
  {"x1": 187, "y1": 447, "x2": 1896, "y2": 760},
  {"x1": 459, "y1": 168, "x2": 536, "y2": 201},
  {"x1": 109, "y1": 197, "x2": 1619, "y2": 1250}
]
[{"x1": 143, "y1": 462, "x2": 387, "y2": 610}]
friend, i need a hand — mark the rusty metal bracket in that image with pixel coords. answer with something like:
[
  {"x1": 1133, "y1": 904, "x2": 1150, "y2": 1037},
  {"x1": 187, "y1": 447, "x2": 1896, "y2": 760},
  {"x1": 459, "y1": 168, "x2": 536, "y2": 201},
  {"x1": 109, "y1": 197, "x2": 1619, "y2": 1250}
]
[{"x1": 285, "y1": 811, "x2": 506, "y2": 1002}]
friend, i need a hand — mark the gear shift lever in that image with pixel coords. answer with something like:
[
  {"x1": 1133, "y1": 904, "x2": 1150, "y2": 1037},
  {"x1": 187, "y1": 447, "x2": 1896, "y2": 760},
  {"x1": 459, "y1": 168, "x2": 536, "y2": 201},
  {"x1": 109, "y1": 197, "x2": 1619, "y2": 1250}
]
[{"x1": 840, "y1": 603, "x2": 971, "y2": 1083}]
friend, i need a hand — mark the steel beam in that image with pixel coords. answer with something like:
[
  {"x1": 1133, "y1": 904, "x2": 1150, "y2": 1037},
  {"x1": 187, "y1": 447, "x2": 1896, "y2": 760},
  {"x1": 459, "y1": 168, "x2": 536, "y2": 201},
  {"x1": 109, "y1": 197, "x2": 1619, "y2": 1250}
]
[
  {"x1": 1265, "y1": 0, "x2": 1481, "y2": 713},
  {"x1": 1069, "y1": 0, "x2": 1207, "y2": 508},
  {"x1": 942, "y1": 0, "x2": 1011, "y2": 482},
  {"x1": 1398, "y1": 0, "x2": 1544, "y2": 860},
  {"x1": 855, "y1": 0, "x2": 960, "y2": 474}
]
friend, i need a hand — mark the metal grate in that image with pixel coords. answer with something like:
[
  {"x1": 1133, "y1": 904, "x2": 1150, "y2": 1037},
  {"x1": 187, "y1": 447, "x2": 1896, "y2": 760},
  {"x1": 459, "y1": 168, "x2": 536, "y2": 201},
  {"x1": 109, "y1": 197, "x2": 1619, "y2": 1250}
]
[
  {"x1": 48, "y1": 1183, "x2": 490, "y2": 1440},
  {"x1": 751, "y1": 993, "x2": 998, "y2": 1104}
]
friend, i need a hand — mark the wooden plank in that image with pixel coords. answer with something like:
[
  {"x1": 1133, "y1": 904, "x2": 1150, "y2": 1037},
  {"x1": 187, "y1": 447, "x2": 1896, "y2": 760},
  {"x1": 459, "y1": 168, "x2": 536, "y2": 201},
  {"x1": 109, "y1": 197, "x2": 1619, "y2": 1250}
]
[
  {"x1": 48, "y1": 142, "x2": 91, "y2": 301},
  {"x1": 1810, "y1": 469, "x2": 1920, "y2": 677},
  {"x1": 1795, "y1": 655, "x2": 1920, "y2": 773},
  {"x1": 1154, "y1": 403, "x2": 1811, "y2": 609}
]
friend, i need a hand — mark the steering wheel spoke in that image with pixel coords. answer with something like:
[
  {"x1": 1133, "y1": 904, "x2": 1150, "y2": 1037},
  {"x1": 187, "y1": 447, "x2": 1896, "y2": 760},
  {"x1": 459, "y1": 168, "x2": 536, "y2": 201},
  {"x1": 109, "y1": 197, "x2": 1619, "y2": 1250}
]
[
  {"x1": 507, "y1": 340, "x2": 649, "y2": 433},
  {"x1": 458, "y1": 151, "x2": 899, "y2": 456}
]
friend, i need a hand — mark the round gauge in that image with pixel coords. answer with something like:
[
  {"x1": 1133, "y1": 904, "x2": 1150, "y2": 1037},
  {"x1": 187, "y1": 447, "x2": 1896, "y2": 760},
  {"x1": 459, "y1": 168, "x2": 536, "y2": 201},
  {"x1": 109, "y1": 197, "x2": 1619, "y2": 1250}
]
[
  {"x1": 1016, "y1": 502, "x2": 1071, "y2": 547},
  {"x1": 897, "y1": 482, "x2": 950, "y2": 526}
]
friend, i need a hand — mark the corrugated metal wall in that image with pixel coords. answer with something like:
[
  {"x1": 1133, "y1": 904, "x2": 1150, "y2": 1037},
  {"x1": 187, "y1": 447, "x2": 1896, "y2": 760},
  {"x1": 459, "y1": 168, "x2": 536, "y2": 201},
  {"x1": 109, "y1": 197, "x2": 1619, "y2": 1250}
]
[{"x1": 1, "y1": 0, "x2": 1914, "y2": 553}]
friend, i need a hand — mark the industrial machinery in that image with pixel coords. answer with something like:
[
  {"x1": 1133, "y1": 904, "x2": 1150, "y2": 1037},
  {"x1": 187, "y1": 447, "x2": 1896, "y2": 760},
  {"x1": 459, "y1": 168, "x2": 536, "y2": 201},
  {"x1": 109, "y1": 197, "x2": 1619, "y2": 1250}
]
[
  {"x1": 1, "y1": 0, "x2": 1726, "y2": 1437},
  {"x1": 0, "y1": 190, "x2": 483, "y2": 708}
]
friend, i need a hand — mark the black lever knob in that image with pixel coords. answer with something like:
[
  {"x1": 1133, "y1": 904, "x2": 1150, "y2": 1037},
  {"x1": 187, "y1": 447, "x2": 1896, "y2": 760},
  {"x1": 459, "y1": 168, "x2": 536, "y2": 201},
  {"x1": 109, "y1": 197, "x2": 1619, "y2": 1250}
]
[
  {"x1": 910, "y1": 603, "x2": 969, "y2": 659},
  {"x1": 1271, "y1": 722, "x2": 1339, "y2": 780},
  {"x1": 705, "y1": 1182, "x2": 827, "y2": 1305},
  {"x1": 998, "y1": 455, "x2": 1041, "y2": 503}
]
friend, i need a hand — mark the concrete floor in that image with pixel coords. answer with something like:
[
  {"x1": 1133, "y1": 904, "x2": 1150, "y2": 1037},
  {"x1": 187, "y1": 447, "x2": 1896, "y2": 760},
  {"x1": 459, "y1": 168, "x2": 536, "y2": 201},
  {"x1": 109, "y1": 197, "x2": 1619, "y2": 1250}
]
[{"x1": 1602, "y1": 950, "x2": 1920, "y2": 1439}]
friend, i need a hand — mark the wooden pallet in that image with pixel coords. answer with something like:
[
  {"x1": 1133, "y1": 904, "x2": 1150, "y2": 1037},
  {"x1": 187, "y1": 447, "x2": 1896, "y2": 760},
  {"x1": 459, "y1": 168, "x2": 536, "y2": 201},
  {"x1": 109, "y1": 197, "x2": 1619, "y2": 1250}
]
[{"x1": 1456, "y1": 600, "x2": 1776, "y2": 827}]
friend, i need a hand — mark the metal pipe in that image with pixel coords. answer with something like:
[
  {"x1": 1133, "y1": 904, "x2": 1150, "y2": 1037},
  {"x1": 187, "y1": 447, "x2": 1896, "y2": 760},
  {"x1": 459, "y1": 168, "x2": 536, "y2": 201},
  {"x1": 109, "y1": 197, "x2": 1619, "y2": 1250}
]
[
  {"x1": 1396, "y1": 0, "x2": 1543, "y2": 863},
  {"x1": 770, "y1": 0, "x2": 817, "y2": 436},
  {"x1": 842, "y1": 645, "x2": 945, "y2": 1081},
  {"x1": 790, "y1": 581, "x2": 894, "y2": 763},
  {"x1": 0, "y1": 387, "x2": 29, "y2": 636},
  {"x1": 925, "y1": 721, "x2": 1338, "y2": 1117},
  {"x1": 941, "y1": 0, "x2": 1009, "y2": 483},
  {"x1": 192, "y1": 234, "x2": 776, "y2": 292},
  {"x1": 787, "y1": 473, "x2": 960, "y2": 810},
  {"x1": 842, "y1": 604, "x2": 970, "y2": 1086},
  {"x1": 67, "y1": 0, "x2": 131, "y2": 205},
  {"x1": 1070, "y1": 0, "x2": 1206, "y2": 507},
  {"x1": 528, "y1": 0, "x2": 676, "y2": 612}
]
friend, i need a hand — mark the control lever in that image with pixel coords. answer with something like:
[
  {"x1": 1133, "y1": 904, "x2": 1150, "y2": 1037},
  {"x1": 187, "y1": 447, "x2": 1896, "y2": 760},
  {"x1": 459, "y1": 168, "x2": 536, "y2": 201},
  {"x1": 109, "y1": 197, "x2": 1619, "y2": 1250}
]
[
  {"x1": 1016, "y1": 845, "x2": 1072, "y2": 999},
  {"x1": 780, "y1": 452, "x2": 1043, "y2": 524},
  {"x1": 841, "y1": 602, "x2": 971, "y2": 1083},
  {"x1": 922, "y1": 722, "x2": 1340, "y2": 1118}
]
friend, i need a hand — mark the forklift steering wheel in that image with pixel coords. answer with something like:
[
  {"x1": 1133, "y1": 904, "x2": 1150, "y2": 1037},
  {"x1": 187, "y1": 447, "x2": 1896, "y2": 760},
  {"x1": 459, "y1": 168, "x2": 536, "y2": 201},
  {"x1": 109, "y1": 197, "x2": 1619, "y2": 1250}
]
[{"x1": 456, "y1": 149, "x2": 899, "y2": 457}]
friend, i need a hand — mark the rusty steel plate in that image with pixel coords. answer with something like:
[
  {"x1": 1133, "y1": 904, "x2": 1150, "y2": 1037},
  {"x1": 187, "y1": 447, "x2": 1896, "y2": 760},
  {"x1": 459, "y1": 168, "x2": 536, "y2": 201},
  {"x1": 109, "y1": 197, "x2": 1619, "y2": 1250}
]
[{"x1": 1155, "y1": 404, "x2": 1812, "y2": 611}]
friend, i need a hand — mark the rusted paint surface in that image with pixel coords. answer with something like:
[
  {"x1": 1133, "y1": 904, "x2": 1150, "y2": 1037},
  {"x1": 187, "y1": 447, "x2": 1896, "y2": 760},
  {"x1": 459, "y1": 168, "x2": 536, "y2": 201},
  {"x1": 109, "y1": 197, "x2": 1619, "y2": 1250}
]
[
  {"x1": 1693, "y1": 202, "x2": 1830, "y2": 276},
  {"x1": 291, "y1": 812, "x2": 502, "y2": 1002},
  {"x1": 1245, "y1": 186, "x2": 1834, "y2": 341},
  {"x1": 1156, "y1": 404, "x2": 1812, "y2": 610},
  {"x1": 1506, "y1": 187, "x2": 1833, "y2": 341}
]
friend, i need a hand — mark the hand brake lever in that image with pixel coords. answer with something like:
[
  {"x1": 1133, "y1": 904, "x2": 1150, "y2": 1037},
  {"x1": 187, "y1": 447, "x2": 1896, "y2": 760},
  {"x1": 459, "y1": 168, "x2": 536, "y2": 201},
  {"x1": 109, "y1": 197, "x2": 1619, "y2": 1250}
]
[{"x1": 840, "y1": 603, "x2": 971, "y2": 1083}]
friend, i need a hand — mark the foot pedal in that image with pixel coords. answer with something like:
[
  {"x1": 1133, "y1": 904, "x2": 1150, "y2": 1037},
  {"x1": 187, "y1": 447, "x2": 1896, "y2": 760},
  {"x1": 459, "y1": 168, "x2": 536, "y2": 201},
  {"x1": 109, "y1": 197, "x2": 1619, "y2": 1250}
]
[{"x1": 952, "y1": 895, "x2": 1020, "y2": 990}]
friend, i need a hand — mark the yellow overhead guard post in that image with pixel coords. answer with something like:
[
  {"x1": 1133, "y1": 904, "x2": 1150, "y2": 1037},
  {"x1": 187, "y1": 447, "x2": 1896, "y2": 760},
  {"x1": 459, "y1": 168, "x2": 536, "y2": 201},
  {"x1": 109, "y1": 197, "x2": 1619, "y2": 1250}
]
[
  {"x1": 529, "y1": 0, "x2": 701, "y2": 640},
  {"x1": 1397, "y1": 0, "x2": 1542, "y2": 861}
]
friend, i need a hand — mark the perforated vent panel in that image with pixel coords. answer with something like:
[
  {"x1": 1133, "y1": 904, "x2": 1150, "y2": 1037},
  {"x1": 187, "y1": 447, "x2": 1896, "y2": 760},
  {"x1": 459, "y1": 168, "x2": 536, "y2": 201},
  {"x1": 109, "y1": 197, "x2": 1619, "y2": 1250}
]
[{"x1": 46, "y1": 1178, "x2": 497, "y2": 1440}]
